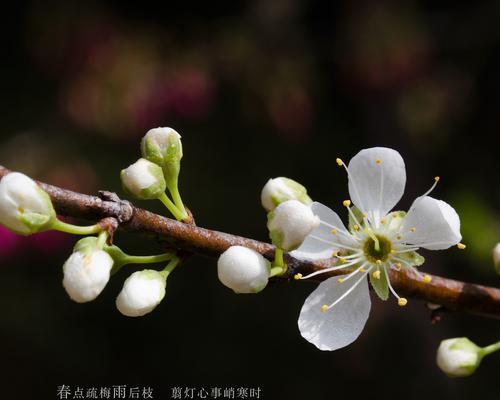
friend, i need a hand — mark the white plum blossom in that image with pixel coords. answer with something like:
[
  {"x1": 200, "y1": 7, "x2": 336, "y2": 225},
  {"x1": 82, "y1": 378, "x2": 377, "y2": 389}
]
[
  {"x1": 140, "y1": 127, "x2": 183, "y2": 166},
  {"x1": 267, "y1": 200, "x2": 320, "y2": 251},
  {"x1": 437, "y1": 338, "x2": 482, "y2": 377},
  {"x1": 116, "y1": 269, "x2": 167, "y2": 317},
  {"x1": 261, "y1": 177, "x2": 312, "y2": 212},
  {"x1": 63, "y1": 248, "x2": 114, "y2": 303},
  {"x1": 0, "y1": 172, "x2": 55, "y2": 235},
  {"x1": 292, "y1": 147, "x2": 463, "y2": 351},
  {"x1": 217, "y1": 246, "x2": 271, "y2": 293},
  {"x1": 120, "y1": 158, "x2": 166, "y2": 200}
]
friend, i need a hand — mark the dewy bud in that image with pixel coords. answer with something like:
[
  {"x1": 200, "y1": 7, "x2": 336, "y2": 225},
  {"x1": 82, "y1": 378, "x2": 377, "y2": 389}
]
[
  {"x1": 141, "y1": 127, "x2": 183, "y2": 165},
  {"x1": 436, "y1": 337, "x2": 483, "y2": 377},
  {"x1": 62, "y1": 237, "x2": 114, "y2": 303},
  {"x1": 493, "y1": 243, "x2": 500, "y2": 274},
  {"x1": 267, "y1": 200, "x2": 320, "y2": 251},
  {"x1": 116, "y1": 269, "x2": 167, "y2": 317},
  {"x1": 217, "y1": 246, "x2": 271, "y2": 294},
  {"x1": 120, "y1": 158, "x2": 166, "y2": 200},
  {"x1": 0, "y1": 172, "x2": 56, "y2": 235},
  {"x1": 261, "y1": 177, "x2": 312, "y2": 212}
]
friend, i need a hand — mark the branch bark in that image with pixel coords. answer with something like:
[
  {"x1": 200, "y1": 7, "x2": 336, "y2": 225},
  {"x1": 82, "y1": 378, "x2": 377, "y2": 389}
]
[{"x1": 1, "y1": 165, "x2": 499, "y2": 318}]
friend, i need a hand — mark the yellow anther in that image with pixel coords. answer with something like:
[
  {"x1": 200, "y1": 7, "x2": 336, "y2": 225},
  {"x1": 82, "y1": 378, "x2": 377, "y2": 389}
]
[
  {"x1": 410, "y1": 227, "x2": 416, "y2": 233},
  {"x1": 339, "y1": 257, "x2": 346, "y2": 264},
  {"x1": 376, "y1": 260, "x2": 382, "y2": 265},
  {"x1": 398, "y1": 298, "x2": 408, "y2": 307},
  {"x1": 375, "y1": 159, "x2": 382, "y2": 165},
  {"x1": 457, "y1": 243, "x2": 466, "y2": 249},
  {"x1": 372, "y1": 270, "x2": 381, "y2": 279},
  {"x1": 353, "y1": 224, "x2": 359, "y2": 231},
  {"x1": 320, "y1": 305, "x2": 329, "y2": 313},
  {"x1": 434, "y1": 176, "x2": 440, "y2": 182},
  {"x1": 396, "y1": 235, "x2": 402, "y2": 241},
  {"x1": 336, "y1": 158, "x2": 343, "y2": 166},
  {"x1": 423, "y1": 274, "x2": 432, "y2": 283},
  {"x1": 380, "y1": 219, "x2": 386, "y2": 225},
  {"x1": 343, "y1": 199, "x2": 351, "y2": 207},
  {"x1": 294, "y1": 273, "x2": 303, "y2": 280},
  {"x1": 332, "y1": 250, "x2": 339, "y2": 257},
  {"x1": 331, "y1": 229, "x2": 337, "y2": 235},
  {"x1": 395, "y1": 263, "x2": 402, "y2": 271},
  {"x1": 390, "y1": 249, "x2": 396, "y2": 254},
  {"x1": 360, "y1": 268, "x2": 366, "y2": 273},
  {"x1": 337, "y1": 278, "x2": 344, "y2": 284}
]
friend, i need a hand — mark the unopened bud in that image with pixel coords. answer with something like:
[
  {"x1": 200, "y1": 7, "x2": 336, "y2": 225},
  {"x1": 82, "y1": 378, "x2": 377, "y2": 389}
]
[
  {"x1": 493, "y1": 243, "x2": 500, "y2": 274},
  {"x1": 217, "y1": 246, "x2": 270, "y2": 294},
  {"x1": 261, "y1": 177, "x2": 312, "y2": 212},
  {"x1": 267, "y1": 200, "x2": 320, "y2": 251},
  {"x1": 116, "y1": 269, "x2": 167, "y2": 317},
  {"x1": 436, "y1": 337, "x2": 482, "y2": 377},
  {"x1": 0, "y1": 172, "x2": 55, "y2": 235},
  {"x1": 120, "y1": 158, "x2": 166, "y2": 200}
]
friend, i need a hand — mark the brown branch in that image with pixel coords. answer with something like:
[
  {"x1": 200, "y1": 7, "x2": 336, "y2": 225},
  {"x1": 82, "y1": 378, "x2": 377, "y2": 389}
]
[{"x1": 1, "y1": 165, "x2": 500, "y2": 318}]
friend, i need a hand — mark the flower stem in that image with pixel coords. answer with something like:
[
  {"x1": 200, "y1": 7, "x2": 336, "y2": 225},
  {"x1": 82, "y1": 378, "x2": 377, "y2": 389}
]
[
  {"x1": 122, "y1": 253, "x2": 175, "y2": 265},
  {"x1": 481, "y1": 341, "x2": 500, "y2": 357},
  {"x1": 51, "y1": 219, "x2": 102, "y2": 235},
  {"x1": 270, "y1": 248, "x2": 287, "y2": 277},
  {"x1": 96, "y1": 230, "x2": 109, "y2": 248},
  {"x1": 158, "y1": 192, "x2": 185, "y2": 221},
  {"x1": 160, "y1": 255, "x2": 180, "y2": 279},
  {"x1": 169, "y1": 183, "x2": 188, "y2": 221}
]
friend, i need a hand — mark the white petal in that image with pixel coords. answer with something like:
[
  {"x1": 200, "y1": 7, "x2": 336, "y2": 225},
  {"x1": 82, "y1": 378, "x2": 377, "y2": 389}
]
[
  {"x1": 401, "y1": 196, "x2": 461, "y2": 250},
  {"x1": 347, "y1": 147, "x2": 406, "y2": 219},
  {"x1": 298, "y1": 274, "x2": 371, "y2": 351},
  {"x1": 290, "y1": 202, "x2": 357, "y2": 260}
]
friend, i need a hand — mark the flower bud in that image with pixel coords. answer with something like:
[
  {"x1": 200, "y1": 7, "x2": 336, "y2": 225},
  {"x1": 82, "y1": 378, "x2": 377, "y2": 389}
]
[
  {"x1": 116, "y1": 270, "x2": 166, "y2": 317},
  {"x1": 0, "y1": 172, "x2": 56, "y2": 235},
  {"x1": 217, "y1": 246, "x2": 270, "y2": 294},
  {"x1": 120, "y1": 158, "x2": 166, "y2": 200},
  {"x1": 62, "y1": 238, "x2": 114, "y2": 303},
  {"x1": 267, "y1": 200, "x2": 320, "y2": 251},
  {"x1": 140, "y1": 127, "x2": 183, "y2": 176},
  {"x1": 493, "y1": 243, "x2": 500, "y2": 274},
  {"x1": 261, "y1": 177, "x2": 312, "y2": 212},
  {"x1": 436, "y1": 337, "x2": 482, "y2": 377}
]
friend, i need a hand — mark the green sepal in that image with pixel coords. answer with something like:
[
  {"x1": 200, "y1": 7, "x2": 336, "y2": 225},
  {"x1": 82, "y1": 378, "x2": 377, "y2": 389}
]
[
  {"x1": 347, "y1": 206, "x2": 365, "y2": 231},
  {"x1": 399, "y1": 251, "x2": 425, "y2": 267},
  {"x1": 103, "y1": 244, "x2": 128, "y2": 271},
  {"x1": 142, "y1": 137, "x2": 165, "y2": 165},
  {"x1": 73, "y1": 236, "x2": 99, "y2": 254},
  {"x1": 19, "y1": 212, "x2": 52, "y2": 233},
  {"x1": 266, "y1": 210, "x2": 283, "y2": 247},
  {"x1": 370, "y1": 267, "x2": 389, "y2": 301}
]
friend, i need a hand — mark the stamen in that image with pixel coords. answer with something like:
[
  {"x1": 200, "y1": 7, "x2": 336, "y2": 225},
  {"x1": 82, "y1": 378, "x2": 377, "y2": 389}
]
[
  {"x1": 320, "y1": 221, "x2": 360, "y2": 242},
  {"x1": 375, "y1": 159, "x2": 382, "y2": 165},
  {"x1": 298, "y1": 258, "x2": 362, "y2": 280},
  {"x1": 322, "y1": 267, "x2": 373, "y2": 311},
  {"x1": 384, "y1": 265, "x2": 404, "y2": 304},
  {"x1": 372, "y1": 270, "x2": 381, "y2": 279},
  {"x1": 365, "y1": 228, "x2": 381, "y2": 252},
  {"x1": 421, "y1": 176, "x2": 440, "y2": 197},
  {"x1": 331, "y1": 229, "x2": 337, "y2": 235},
  {"x1": 346, "y1": 206, "x2": 364, "y2": 235},
  {"x1": 398, "y1": 298, "x2": 408, "y2": 307},
  {"x1": 380, "y1": 218, "x2": 386, "y2": 225},
  {"x1": 393, "y1": 247, "x2": 420, "y2": 254},
  {"x1": 423, "y1": 274, "x2": 432, "y2": 283},
  {"x1": 337, "y1": 159, "x2": 369, "y2": 219},
  {"x1": 339, "y1": 262, "x2": 369, "y2": 283},
  {"x1": 343, "y1": 199, "x2": 351, "y2": 207},
  {"x1": 353, "y1": 224, "x2": 360, "y2": 231},
  {"x1": 457, "y1": 243, "x2": 466, "y2": 249},
  {"x1": 321, "y1": 305, "x2": 328, "y2": 313},
  {"x1": 336, "y1": 158, "x2": 343, "y2": 166},
  {"x1": 294, "y1": 273, "x2": 302, "y2": 280},
  {"x1": 309, "y1": 234, "x2": 360, "y2": 252},
  {"x1": 410, "y1": 227, "x2": 416, "y2": 233},
  {"x1": 394, "y1": 263, "x2": 402, "y2": 271}
]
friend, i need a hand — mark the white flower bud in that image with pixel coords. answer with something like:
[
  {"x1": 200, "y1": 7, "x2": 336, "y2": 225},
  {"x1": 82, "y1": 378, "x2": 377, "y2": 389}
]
[
  {"x1": 62, "y1": 244, "x2": 114, "y2": 303},
  {"x1": 140, "y1": 127, "x2": 183, "y2": 166},
  {"x1": 267, "y1": 200, "x2": 320, "y2": 251},
  {"x1": 217, "y1": 246, "x2": 270, "y2": 294},
  {"x1": 116, "y1": 270, "x2": 166, "y2": 317},
  {"x1": 493, "y1": 243, "x2": 500, "y2": 274},
  {"x1": 0, "y1": 172, "x2": 55, "y2": 235},
  {"x1": 261, "y1": 177, "x2": 312, "y2": 212},
  {"x1": 120, "y1": 158, "x2": 166, "y2": 200},
  {"x1": 437, "y1": 338, "x2": 482, "y2": 377}
]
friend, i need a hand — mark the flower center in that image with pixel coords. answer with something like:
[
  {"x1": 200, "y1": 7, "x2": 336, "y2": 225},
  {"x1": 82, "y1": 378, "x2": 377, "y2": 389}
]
[{"x1": 363, "y1": 234, "x2": 392, "y2": 263}]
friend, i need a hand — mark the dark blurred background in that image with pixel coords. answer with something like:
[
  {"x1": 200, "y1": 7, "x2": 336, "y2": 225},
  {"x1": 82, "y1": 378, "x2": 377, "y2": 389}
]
[{"x1": 1, "y1": 1, "x2": 499, "y2": 399}]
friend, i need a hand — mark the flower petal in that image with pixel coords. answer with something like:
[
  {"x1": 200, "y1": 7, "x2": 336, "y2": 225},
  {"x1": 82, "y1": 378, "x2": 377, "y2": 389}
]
[
  {"x1": 401, "y1": 196, "x2": 461, "y2": 250},
  {"x1": 290, "y1": 202, "x2": 356, "y2": 260},
  {"x1": 298, "y1": 274, "x2": 371, "y2": 351},
  {"x1": 347, "y1": 147, "x2": 406, "y2": 221}
]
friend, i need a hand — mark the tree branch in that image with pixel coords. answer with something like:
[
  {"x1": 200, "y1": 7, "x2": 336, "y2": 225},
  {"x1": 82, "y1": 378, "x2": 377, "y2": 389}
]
[{"x1": 1, "y1": 165, "x2": 499, "y2": 318}]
